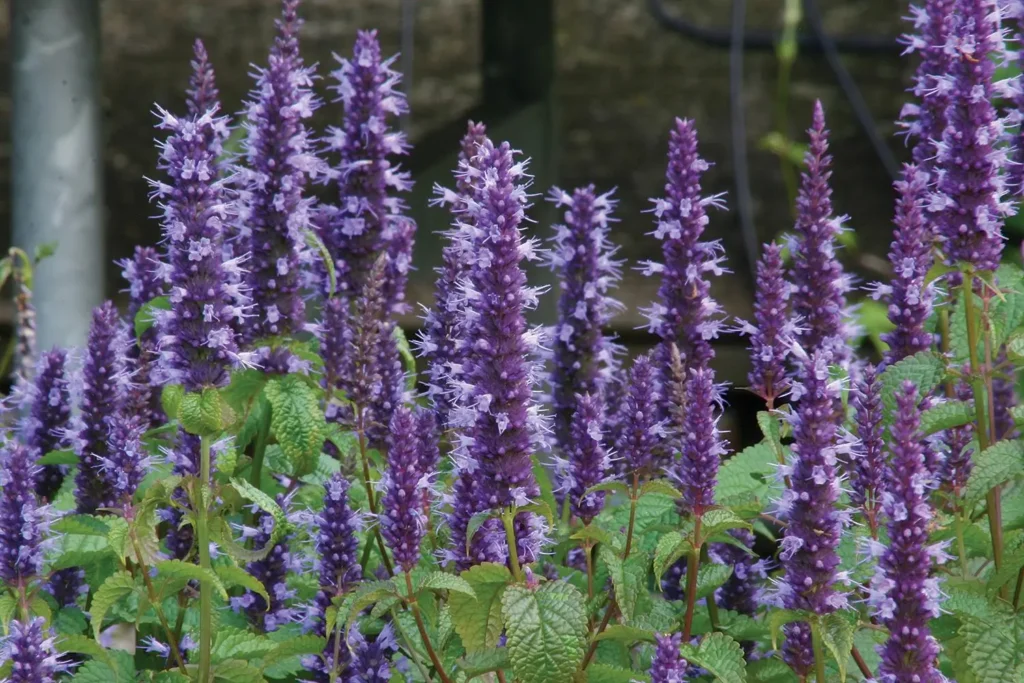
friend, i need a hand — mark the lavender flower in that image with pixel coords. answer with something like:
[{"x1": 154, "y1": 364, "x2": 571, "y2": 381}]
[
  {"x1": 237, "y1": 0, "x2": 326, "y2": 343},
  {"x1": 565, "y1": 393, "x2": 610, "y2": 525},
  {"x1": 642, "y1": 118, "x2": 726, "y2": 381},
  {"x1": 321, "y1": 30, "x2": 412, "y2": 297},
  {"x1": 616, "y1": 354, "x2": 665, "y2": 481},
  {"x1": 149, "y1": 103, "x2": 247, "y2": 392},
  {"x1": 74, "y1": 302, "x2": 131, "y2": 515},
  {"x1": 850, "y1": 364, "x2": 885, "y2": 535},
  {"x1": 165, "y1": 430, "x2": 202, "y2": 560},
  {"x1": 381, "y1": 406, "x2": 431, "y2": 571},
  {"x1": 22, "y1": 349, "x2": 71, "y2": 502},
  {"x1": 880, "y1": 166, "x2": 935, "y2": 365},
  {"x1": 46, "y1": 569, "x2": 86, "y2": 609},
  {"x1": 674, "y1": 365, "x2": 726, "y2": 518},
  {"x1": 318, "y1": 297, "x2": 351, "y2": 423},
  {"x1": 900, "y1": 0, "x2": 956, "y2": 169},
  {"x1": 0, "y1": 443, "x2": 47, "y2": 584},
  {"x1": 0, "y1": 618, "x2": 61, "y2": 683},
  {"x1": 345, "y1": 256, "x2": 389, "y2": 430},
  {"x1": 650, "y1": 632, "x2": 687, "y2": 683},
  {"x1": 932, "y1": 0, "x2": 1012, "y2": 272},
  {"x1": 869, "y1": 382, "x2": 945, "y2": 683},
  {"x1": 993, "y1": 347, "x2": 1018, "y2": 441},
  {"x1": 942, "y1": 377, "x2": 974, "y2": 495},
  {"x1": 349, "y1": 624, "x2": 397, "y2": 682},
  {"x1": 241, "y1": 496, "x2": 294, "y2": 632},
  {"x1": 709, "y1": 529, "x2": 763, "y2": 616},
  {"x1": 99, "y1": 415, "x2": 148, "y2": 510},
  {"x1": 186, "y1": 39, "x2": 220, "y2": 117},
  {"x1": 738, "y1": 242, "x2": 794, "y2": 407},
  {"x1": 547, "y1": 185, "x2": 621, "y2": 456},
  {"x1": 779, "y1": 351, "x2": 847, "y2": 676},
  {"x1": 790, "y1": 101, "x2": 853, "y2": 367},
  {"x1": 315, "y1": 473, "x2": 362, "y2": 624},
  {"x1": 120, "y1": 246, "x2": 169, "y2": 427}
]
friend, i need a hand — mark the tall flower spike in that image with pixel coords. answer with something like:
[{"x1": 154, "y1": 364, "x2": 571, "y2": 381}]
[
  {"x1": 150, "y1": 103, "x2": 246, "y2": 392},
  {"x1": 120, "y1": 246, "x2": 169, "y2": 427},
  {"x1": 899, "y1": 0, "x2": 955, "y2": 169},
  {"x1": 237, "y1": 0, "x2": 326, "y2": 344},
  {"x1": 349, "y1": 624, "x2": 398, "y2": 682},
  {"x1": 566, "y1": 393, "x2": 610, "y2": 525},
  {"x1": 187, "y1": 39, "x2": 220, "y2": 117},
  {"x1": 941, "y1": 376, "x2": 974, "y2": 496},
  {"x1": 674, "y1": 363, "x2": 726, "y2": 518},
  {"x1": 642, "y1": 118, "x2": 727, "y2": 382},
  {"x1": 74, "y1": 302, "x2": 131, "y2": 514},
  {"x1": 779, "y1": 350, "x2": 847, "y2": 677},
  {"x1": 22, "y1": 349, "x2": 71, "y2": 502},
  {"x1": 850, "y1": 364, "x2": 885, "y2": 537},
  {"x1": 1, "y1": 617, "x2": 62, "y2": 683},
  {"x1": 322, "y1": 29, "x2": 412, "y2": 296},
  {"x1": 617, "y1": 354, "x2": 665, "y2": 481},
  {"x1": 417, "y1": 121, "x2": 488, "y2": 427},
  {"x1": 932, "y1": 0, "x2": 1012, "y2": 272},
  {"x1": 739, "y1": 242, "x2": 794, "y2": 407},
  {"x1": 870, "y1": 381, "x2": 945, "y2": 683},
  {"x1": 318, "y1": 296, "x2": 351, "y2": 425},
  {"x1": 99, "y1": 415, "x2": 149, "y2": 510},
  {"x1": 381, "y1": 406, "x2": 430, "y2": 572},
  {"x1": 649, "y1": 632, "x2": 687, "y2": 683},
  {"x1": 345, "y1": 255, "x2": 389, "y2": 432},
  {"x1": 241, "y1": 496, "x2": 294, "y2": 632},
  {"x1": 880, "y1": 166, "x2": 935, "y2": 365},
  {"x1": 790, "y1": 101, "x2": 854, "y2": 368},
  {"x1": 709, "y1": 528, "x2": 763, "y2": 616},
  {"x1": 993, "y1": 348, "x2": 1018, "y2": 441},
  {"x1": 457, "y1": 139, "x2": 547, "y2": 566},
  {"x1": 0, "y1": 443, "x2": 47, "y2": 585},
  {"x1": 547, "y1": 185, "x2": 622, "y2": 459}
]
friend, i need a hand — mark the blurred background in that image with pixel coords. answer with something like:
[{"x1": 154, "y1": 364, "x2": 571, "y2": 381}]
[{"x1": 2, "y1": 0, "x2": 940, "y2": 442}]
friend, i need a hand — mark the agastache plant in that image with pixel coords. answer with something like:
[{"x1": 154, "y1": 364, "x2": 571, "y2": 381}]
[
  {"x1": 0, "y1": 442, "x2": 48, "y2": 586},
  {"x1": 120, "y1": 246, "x2": 168, "y2": 427},
  {"x1": 738, "y1": 242, "x2": 795, "y2": 407},
  {"x1": 0, "y1": 617, "x2": 62, "y2": 683},
  {"x1": 900, "y1": 0, "x2": 955, "y2": 169},
  {"x1": 22, "y1": 349, "x2": 71, "y2": 502},
  {"x1": 851, "y1": 364, "x2": 886, "y2": 537}
]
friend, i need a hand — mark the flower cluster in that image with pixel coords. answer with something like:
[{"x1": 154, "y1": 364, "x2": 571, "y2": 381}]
[
  {"x1": 0, "y1": 617, "x2": 62, "y2": 683},
  {"x1": 380, "y1": 406, "x2": 434, "y2": 571},
  {"x1": 21, "y1": 349, "x2": 71, "y2": 502},
  {"x1": 738, "y1": 242, "x2": 795, "y2": 407},
  {"x1": 0, "y1": 443, "x2": 48, "y2": 585},
  {"x1": 851, "y1": 363, "x2": 885, "y2": 536}
]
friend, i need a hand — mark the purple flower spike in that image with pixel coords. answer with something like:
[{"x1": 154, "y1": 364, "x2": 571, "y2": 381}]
[
  {"x1": 1, "y1": 617, "x2": 62, "y2": 683},
  {"x1": 739, "y1": 242, "x2": 794, "y2": 407},
  {"x1": 150, "y1": 102, "x2": 247, "y2": 392},
  {"x1": 790, "y1": 101, "x2": 853, "y2": 367},
  {"x1": 674, "y1": 364, "x2": 725, "y2": 518},
  {"x1": 74, "y1": 302, "x2": 131, "y2": 515},
  {"x1": 617, "y1": 354, "x2": 666, "y2": 481},
  {"x1": 187, "y1": 39, "x2": 220, "y2": 118},
  {"x1": 547, "y1": 185, "x2": 622, "y2": 458},
  {"x1": 870, "y1": 381, "x2": 945, "y2": 683},
  {"x1": 121, "y1": 246, "x2": 169, "y2": 322},
  {"x1": 851, "y1": 364, "x2": 885, "y2": 535},
  {"x1": 381, "y1": 406, "x2": 431, "y2": 572},
  {"x1": 0, "y1": 443, "x2": 47, "y2": 584},
  {"x1": 932, "y1": 0, "x2": 1012, "y2": 272},
  {"x1": 900, "y1": 0, "x2": 955, "y2": 169},
  {"x1": 709, "y1": 529, "x2": 763, "y2": 616},
  {"x1": 315, "y1": 473, "x2": 362, "y2": 625},
  {"x1": 322, "y1": 30, "x2": 412, "y2": 297},
  {"x1": 345, "y1": 256, "x2": 389, "y2": 432},
  {"x1": 242, "y1": 496, "x2": 294, "y2": 632},
  {"x1": 779, "y1": 350, "x2": 847, "y2": 676},
  {"x1": 350, "y1": 624, "x2": 397, "y2": 682},
  {"x1": 22, "y1": 349, "x2": 71, "y2": 502},
  {"x1": 942, "y1": 376, "x2": 974, "y2": 496},
  {"x1": 650, "y1": 632, "x2": 687, "y2": 683},
  {"x1": 237, "y1": 0, "x2": 326, "y2": 344},
  {"x1": 993, "y1": 348, "x2": 1018, "y2": 441},
  {"x1": 642, "y1": 118, "x2": 727, "y2": 381},
  {"x1": 880, "y1": 166, "x2": 935, "y2": 365},
  {"x1": 566, "y1": 393, "x2": 610, "y2": 525},
  {"x1": 120, "y1": 246, "x2": 169, "y2": 427},
  {"x1": 99, "y1": 415, "x2": 148, "y2": 510}
]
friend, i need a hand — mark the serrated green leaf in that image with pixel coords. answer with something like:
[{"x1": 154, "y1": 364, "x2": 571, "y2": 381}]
[
  {"x1": 456, "y1": 648, "x2": 510, "y2": 677},
  {"x1": 232, "y1": 478, "x2": 289, "y2": 541},
  {"x1": 261, "y1": 634, "x2": 326, "y2": 669},
  {"x1": 599, "y1": 547, "x2": 650, "y2": 624},
  {"x1": 571, "y1": 525, "x2": 613, "y2": 546},
  {"x1": 747, "y1": 657, "x2": 796, "y2": 683},
  {"x1": 162, "y1": 384, "x2": 185, "y2": 420},
  {"x1": 53, "y1": 606, "x2": 88, "y2": 635},
  {"x1": 55, "y1": 633, "x2": 113, "y2": 665},
  {"x1": 501, "y1": 581, "x2": 588, "y2": 683},
  {"x1": 180, "y1": 386, "x2": 227, "y2": 435},
  {"x1": 216, "y1": 564, "x2": 270, "y2": 607},
  {"x1": 584, "y1": 480, "x2": 630, "y2": 498},
  {"x1": 679, "y1": 632, "x2": 746, "y2": 683},
  {"x1": 212, "y1": 628, "x2": 275, "y2": 663},
  {"x1": 153, "y1": 673, "x2": 192, "y2": 683},
  {"x1": 52, "y1": 514, "x2": 110, "y2": 536},
  {"x1": 716, "y1": 441, "x2": 779, "y2": 506},
  {"x1": 701, "y1": 508, "x2": 753, "y2": 539},
  {"x1": 50, "y1": 533, "x2": 114, "y2": 570},
  {"x1": 155, "y1": 559, "x2": 228, "y2": 600},
  {"x1": 89, "y1": 571, "x2": 138, "y2": 639},
  {"x1": 465, "y1": 509, "x2": 500, "y2": 554},
  {"x1": 694, "y1": 563, "x2": 733, "y2": 600},
  {"x1": 341, "y1": 580, "x2": 401, "y2": 635},
  {"x1": 961, "y1": 615, "x2": 1021, "y2": 683},
  {"x1": 965, "y1": 440, "x2": 1024, "y2": 505},
  {"x1": 639, "y1": 480, "x2": 682, "y2": 499},
  {"x1": 449, "y1": 563, "x2": 511, "y2": 653},
  {"x1": 920, "y1": 399, "x2": 975, "y2": 435},
  {"x1": 820, "y1": 613, "x2": 855, "y2": 683},
  {"x1": 653, "y1": 531, "x2": 692, "y2": 584},
  {"x1": 0, "y1": 594, "x2": 15, "y2": 635},
  {"x1": 36, "y1": 449, "x2": 78, "y2": 466},
  {"x1": 417, "y1": 571, "x2": 476, "y2": 598},
  {"x1": 134, "y1": 296, "x2": 171, "y2": 340},
  {"x1": 594, "y1": 624, "x2": 657, "y2": 645},
  {"x1": 264, "y1": 374, "x2": 326, "y2": 478},
  {"x1": 213, "y1": 658, "x2": 267, "y2": 683},
  {"x1": 72, "y1": 654, "x2": 136, "y2": 683},
  {"x1": 879, "y1": 351, "x2": 945, "y2": 416}
]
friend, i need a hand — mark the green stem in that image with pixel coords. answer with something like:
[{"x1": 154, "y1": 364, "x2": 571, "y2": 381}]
[
  {"x1": 131, "y1": 530, "x2": 188, "y2": 675},
  {"x1": 389, "y1": 606, "x2": 434, "y2": 681},
  {"x1": 196, "y1": 435, "x2": 214, "y2": 683},
  {"x1": 955, "y1": 510, "x2": 969, "y2": 579},
  {"x1": 584, "y1": 539, "x2": 595, "y2": 601},
  {"x1": 701, "y1": 544, "x2": 720, "y2": 631},
  {"x1": 355, "y1": 404, "x2": 394, "y2": 576},
  {"x1": 623, "y1": 473, "x2": 640, "y2": 560},
  {"x1": 405, "y1": 572, "x2": 455, "y2": 683},
  {"x1": 681, "y1": 519, "x2": 704, "y2": 641},
  {"x1": 502, "y1": 509, "x2": 524, "y2": 583},
  {"x1": 811, "y1": 619, "x2": 828, "y2": 683}
]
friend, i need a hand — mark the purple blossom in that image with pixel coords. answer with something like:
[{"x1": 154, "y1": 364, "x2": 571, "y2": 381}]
[
  {"x1": 616, "y1": 354, "x2": 666, "y2": 481},
  {"x1": 993, "y1": 347, "x2": 1018, "y2": 441},
  {"x1": 881, "y1": 166, "x2": 936, "y2": 365},
  {"x1": 318, "y1": 296, "x2": 351, "y2": 425},
  {"x1": 565, "y1": 393, "x2": 610, "y2": 525},
  {"x1": 321, "y1": 30, "x2": 412, "y2": 297},
  {"x1": 121, "y1": 246, "x2": 169, "y2": 322},
  {"x1": 241, "y1": 496, "x2": 294, "y2": 632},
  {"x1": 931, "y1": 0, "x2": 1012, "y2": 272},
  {"x1": 165, "y1": 430, "x2": 203, "y2": 560},
  {"x1": 870, "y1": 382, "x2": 945, "y2": 683},
  {"x1": 349, "y1": 624, "x2": 397, "y2": 682},
  {"x1": 315, "y1": 473, "x2": 362, "y2": 626},
  {"x1": 21, "y1": 349, "x2": 71, "y2": 502},
  {"x1": 900, "y1": 0, "x2": 956, "y2": 169},
  {"x1": 650, "y1": 632, "x2": 687, "y2": 683},
  {"x1": 941, "y1": 377, "x2": 974, "y2": 496},
  {"x1": 46, "y1": 569, "x2": 86, "y2": 609},
  {"x1": 120, "y1": 246, "x2": 169, "y2": 427},
  {"x1": 790, "y1": 101, "x2": 854, "y2": 367},
  {"x1": 0, "y1": 443, "x2": 47, "y2": 584},
  {"x1": 779, "y1": 351, "x2": 847, "y2": 676},
  {"x1": 74, "y1": 302, "x2": 131, "y2": 515},
  {"x1": 237, "y1": 0, "x2": 326, "y2": 343},
  {"x1": 186, "y1": 39, "x2": 220, "y2": 118},
  {"x1": 99, "y1": 414, "x2": 149, "y2": 510},
  {"x1": 709, "y1": 529, "x2": 764, "y2": 616},
  {"x1": 345, "y1": 256, "x2": 389, "y2": 430},
  {"x1": 673, "y1": 365, "x2": 726, "y2": 518},
  {"x1": 851, "y1": 364, "x2": 885, "y2": 535},
  {"x1": 149, "y1": 103, "x2": 246, "y2": 392},
  {"x1": 547, "y1": 185, "x2": 622, "y2": 459},
  {"x1": 642, "y1": 118, "x2": 726, "y2": 382},
  {"x1": 738, "y1": 242, "x2": 794, "y2": 407},
  {"x1": 381, "y1": 406, "x2": 431, "y2": 572},
  {"x1": 0, "y1": 617, "x2": 62, "y2": 683}
]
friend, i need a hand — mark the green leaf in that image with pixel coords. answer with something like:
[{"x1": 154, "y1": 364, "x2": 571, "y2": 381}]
[
  {"x1": 216, "y1": 564, "x2": 270, "y2": 606},
  {"x1": 0, "y1": 594, "x2": 13, "y2": 635},
  {"x1": 653, "y1": 531, "x2": 693, "y2": 584},
  {"x1": 393, "y1": 326, "x2": 418, "y2": 391},
  {"x1": 820, "y1": 613, "x2": 855, "y2": 683},
  {"x1": 961, "y1": 615, "x2": 1021, "y2": 683},
  {"x1": 53, "y1": 606, "x2": 88, "y2": 635},
  {"x1": 52, "y1": 514, "x2": 110, "y2": 536},
  {"x1": 587, "y1": 664, "x2": 651, "y2": 682},
  {"x1": 261, "y1": 635, "x2": 326, "y2": 669},
  {"x1": 584, "y1": 480, "x2": 630, "y2": 498},
  {"x1": 757, "y1": 411, "x2": 783, "y2": 447},
  {"x1": 694, "y1": 563, "x2": 734, "y2": 600},
  {"x1": 920, "y1": 400, "x2": 975, "y2": 435},
  {"x1": 180, "y1": 386, "x2": 227, "y2": 435},
  {"x1": 264, "y1": 374, "x2": 326, "y2": 478},
  {"x1": 417, "y1": 571, "x2": 477, "y2": 598},
  {"x1": 89, "y1": 571, "x2": 138, "y2": 639},
  {"x1": 134, "y1": 296, "x2": 171, "y2": 339},
  {"x1": 162, "y1": 384, "x2": 185, "y2": 420},
  {"x1": 879, "y1": 351, "x2": 945, "y2": 416},
  {"x1": 231, "y1": 478, "x2": 290, "y2": 543},
  {"x1": 449, "y1": 562, "x2": 512, "y2": 653},
  {"x1": 465, "y1": 509, "x2": 501, "y2": 554},
  {"x1": 155, "y1": 559, "x2": 228, "y2": 600},
  {"x1": 501, "y1": 581, "x2": 588, "y2": 683},
  {"x1": 55, "y1": 633, "x2": 114, "y2": 665},
  {"x1": 36, "y1": 449, "x2": 78, "y2": 466},
  {"x1": 639, "y1": 480, "x2": 682, "y2": 499},
  {"x1": 965, "y1": 440, "x2": 1024, "y2": 505},
  {"x1": 747, "y1": 657, "x2": 796, "y2": 683},
  {"x1": 701, "y1": 508, "x2": 753, "y2": 539},
  {"x1": 520, "y1": 501, "x2": 555, "y2": 529},
  {"x1": 594, "y1": 624, "x2": 657, "y2": 645},
  {"x1": 213, "y1": 658, "x2": 267, "y2": 683},
  {"x1": 72, "y1": 655, "x2": 136, "y2": 683},
  {"x1": 456, "y1": 648, "x2": 510, "y2": 677},
  {"x1": 599, "y1": 546, "x2": 650, "y2": 623},
  {"x1": 716, "y1": 441, "x2": 779, "y2": 506},
  {"x1": 768, "y1": 608, "x2": 811, "y2": 650},
  {"x1": 50, "y1": 533, "x2": 114, "y2": 570},
  {"x1": 212, "y1": 628, "x2": 275, "y2": 662},
  {"x1": 571, "y1": 525, "x2": 613, "y2": 546},
  {"x1": 341, "y1": 580, "x2": 401, "y2": 635},
  {"x1": 678, "y1": 632, "x2": 747, "y2": 683}
]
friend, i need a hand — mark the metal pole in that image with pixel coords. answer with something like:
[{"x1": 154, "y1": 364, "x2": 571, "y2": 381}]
[{"x1": 11, "y1": 0, "x2": 105, "y2": 350}]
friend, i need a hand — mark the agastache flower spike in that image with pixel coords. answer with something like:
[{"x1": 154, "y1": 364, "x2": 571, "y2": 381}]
[
  {"x1": 547, "y1": 185, "x2": 622, "y2": 458},
  {"x1": 349, "y1": 624, "x2": 398, "y2": 682},
  {"x1": 739, "y1": 242, "x2": 794, "y2": 406},
  {"x1": 565, "y1": 393, "x2": 610, "y2": 524},
  {"x1": 780, "y1": 350, "x2": 846, "y2": 677},
  {"x1": 22, "y1": 349, "x2": 71, "y2": 502},
  {"x1": 993, "y1": 348, "x2": 1018, "y2": 441},
  {"x1": 381, "y1": 406, "x2": 431, "y2": 571},
  {"x1": 649, "y1": 632, "x2": 687, "y2": 683},
  {"x1": 941, "y1": 377, "x2": 974, "y2": 496},
  {"x1": 120, "y1": 246, "x2": 169, "y2": 427},
  {"x1": 242, "y1": 496, "x2": 294, "y2": 632},
  {"x1": 74, "y1": 302, "x2": 131, "y2": 515},
  {"x1": 617, "y1": 354, "x2": 665, "y2": 481},
  {"x1": 932, "y1": 0, "x2": 1012, "y2": 272},
  {"x1": 344, "y1": 256, "x2": 389, "y2": 433},
  {"x1": 322, "y1": 30, "x2": 412, "y2": 296},
  {"x1": 0, "y1": 443, "x2": 47, "y2": 584},
  {"x1": 673, "y1": 364, "x2": 726, "y2": 518},
  {"x1": 871, "y1": 382, "x2": 945, "y2": 683},
  {"x1": 187, "y1": 39, "x2": 220, "y2": 118},
  {"x1": 790, "y1": 102, "x2": 854, "y2": 368},
  {"x1": 237, "y1": 0, "x2": 326, "y2": 343},
  {"x1": 851, "y1": 364, "x2": 885, "y2": 535},
  {"x1": 881, "y1": 166, "x2": 935, "y2": 365},
  {"x1": 99, "y1": 415, "x2": 149, "y2": 511},
  {"x1": 899, "y1": 0, "x2": 956, "y2": 169},
  {"x1": 1, "y1": 617, "x2": 62, "y2": 683},
  {"x1": 709, "y1": 529, "x2": 764, "y2": 616}
]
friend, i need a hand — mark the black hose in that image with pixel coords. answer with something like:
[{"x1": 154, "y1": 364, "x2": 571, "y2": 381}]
[{"x1": 730, "y1": 0, "x2": 759, "y2": 284}]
